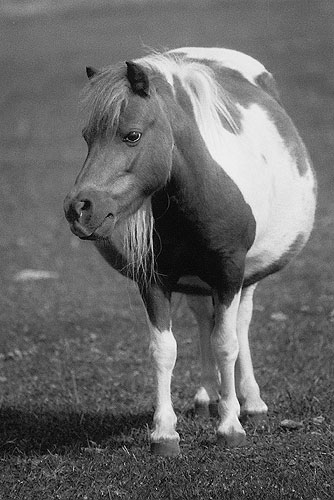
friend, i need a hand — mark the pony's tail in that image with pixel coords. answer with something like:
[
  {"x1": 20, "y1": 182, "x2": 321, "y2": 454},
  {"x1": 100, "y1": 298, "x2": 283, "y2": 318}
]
[{"x1": 123, "y1": 198, "x2": 155, "y2": 285}]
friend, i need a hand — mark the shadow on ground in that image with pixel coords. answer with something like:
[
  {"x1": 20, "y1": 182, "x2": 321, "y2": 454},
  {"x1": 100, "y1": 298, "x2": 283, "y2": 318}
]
[{"x1": 0, "y1": 406, "x2": 153, "y2": 456}]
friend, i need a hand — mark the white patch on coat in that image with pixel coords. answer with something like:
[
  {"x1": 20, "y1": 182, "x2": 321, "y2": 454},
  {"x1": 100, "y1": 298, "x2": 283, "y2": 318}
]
[{"x1": 214, "y1": 103, "x2": 316, "y2": 278}]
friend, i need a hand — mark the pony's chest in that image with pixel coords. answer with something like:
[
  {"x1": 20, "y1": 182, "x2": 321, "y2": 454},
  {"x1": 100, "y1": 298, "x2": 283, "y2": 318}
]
[
  {"x1": 152, "y1": 185, "x2": 255, "y2": 282},
  {"x1": 153, "y1": 213, "x2": 237, "y2": 284}
]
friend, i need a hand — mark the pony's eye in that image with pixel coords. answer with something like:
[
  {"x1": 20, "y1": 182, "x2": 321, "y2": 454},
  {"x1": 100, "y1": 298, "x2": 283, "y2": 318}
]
[{"x1": 123, "y1": 131, "x2": 142, "y2": 144}]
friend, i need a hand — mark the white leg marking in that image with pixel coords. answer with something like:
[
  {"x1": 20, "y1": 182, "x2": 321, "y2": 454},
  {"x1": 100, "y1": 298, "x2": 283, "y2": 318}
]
[
  {"x1": 236, "y1": 285, "x2": 268, "y2": 416},
  {"x1": 187, "y1": 295, "x2": 220, "y2": 413},
  {"x1": 212, "y1": 291, "x2": 246, "y2": 446},
  {"x1": 148, "y1": 322, "x2": 180, "y2": 445}
]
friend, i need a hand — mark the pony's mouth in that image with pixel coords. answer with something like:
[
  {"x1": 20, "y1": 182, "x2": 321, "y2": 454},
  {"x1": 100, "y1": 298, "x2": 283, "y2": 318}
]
[{"x1": 70, "y1": 213, "x2": 114, "y2": 240}]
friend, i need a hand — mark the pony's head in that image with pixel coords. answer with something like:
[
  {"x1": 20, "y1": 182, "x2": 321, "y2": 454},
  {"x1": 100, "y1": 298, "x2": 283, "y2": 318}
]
[
  {"x1": 64, "y1": 61, "x2": 174, "y2": 275},
  {"x1": 64, "y1": 61, "x2": 173, "y2": 240}
]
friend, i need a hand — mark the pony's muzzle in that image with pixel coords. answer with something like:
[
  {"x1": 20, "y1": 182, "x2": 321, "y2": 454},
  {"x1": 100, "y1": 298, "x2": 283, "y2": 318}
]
[
  {"x1": 64, "y1": 191, "x2": 92, "y2": 223},
  {"x1": 63, "y1": 190, "x2": 114, "y2": 239}
]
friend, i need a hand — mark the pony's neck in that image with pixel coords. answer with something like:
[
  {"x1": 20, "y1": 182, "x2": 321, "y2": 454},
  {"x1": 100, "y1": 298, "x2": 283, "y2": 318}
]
[
  {"x1": 170, "y1": 123, "x2": 227, "y2": 218},
  {"x1": 164, "y1": 113, "x2": 255, "y2": 254}
]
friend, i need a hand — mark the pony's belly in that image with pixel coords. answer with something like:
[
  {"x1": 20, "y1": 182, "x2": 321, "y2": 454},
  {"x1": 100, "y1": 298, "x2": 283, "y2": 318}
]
[{"x1": 244, "y1": 176, "x2": 316, "y2": 283}]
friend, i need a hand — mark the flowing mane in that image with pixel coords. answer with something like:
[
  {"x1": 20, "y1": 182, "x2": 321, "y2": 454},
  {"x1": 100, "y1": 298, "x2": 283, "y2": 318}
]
[
  {"x1": 82, "y1": 51, "x2": 240, "y2": 145},
  {"x1": 139, "y1": 51, "x2": 240, "y2": 135}
]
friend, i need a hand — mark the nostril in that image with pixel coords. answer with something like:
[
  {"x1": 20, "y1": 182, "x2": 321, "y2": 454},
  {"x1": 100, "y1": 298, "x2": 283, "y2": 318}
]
[
  {"x1": 81, "y1": 199, "x2": 91, "y2": 212},
  {"x1": 65, "y1": 197, "x2": 93, "y2": 224},
  {"x1": 75, "y1": 199, "x2": 92, "y2": 217}
]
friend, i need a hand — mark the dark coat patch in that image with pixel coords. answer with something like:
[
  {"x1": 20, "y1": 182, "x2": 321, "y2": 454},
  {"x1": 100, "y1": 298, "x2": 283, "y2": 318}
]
[{"x1": 149, "y1": 107, "x2": 257, "y2": 304}]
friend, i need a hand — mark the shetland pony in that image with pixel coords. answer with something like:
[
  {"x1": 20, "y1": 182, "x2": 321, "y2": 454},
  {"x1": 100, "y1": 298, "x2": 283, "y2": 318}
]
[{"x1": 64, "y1": 47, "x2": 316, "y2": 456}]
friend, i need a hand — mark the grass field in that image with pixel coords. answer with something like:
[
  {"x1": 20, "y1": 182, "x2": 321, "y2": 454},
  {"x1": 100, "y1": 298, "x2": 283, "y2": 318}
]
[{"x1": 0, "y1": 1, "x2": 333, "y2": 498}]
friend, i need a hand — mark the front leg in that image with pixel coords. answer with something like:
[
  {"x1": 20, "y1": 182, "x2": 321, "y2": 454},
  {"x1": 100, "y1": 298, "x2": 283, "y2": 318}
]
[{"x1": 141, "y1": 284, "x2": 180, "y2": 456}]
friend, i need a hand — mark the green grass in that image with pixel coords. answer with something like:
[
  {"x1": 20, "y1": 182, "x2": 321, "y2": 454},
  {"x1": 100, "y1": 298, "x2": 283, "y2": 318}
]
[{"x1": 1, "y1": 1, "x2": 334, "y2": 498}]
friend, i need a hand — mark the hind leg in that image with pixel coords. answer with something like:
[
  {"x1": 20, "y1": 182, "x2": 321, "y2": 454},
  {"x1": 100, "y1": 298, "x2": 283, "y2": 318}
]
[
  {"x1": 211, "y1": 289, "x2": 247, "y2": 447},
  {"x1": 187, "y1": 295, "x2": 220, "y2": 417},
  {"x1": 236, "y1": 284, "x2": 268, "y2": 419}
]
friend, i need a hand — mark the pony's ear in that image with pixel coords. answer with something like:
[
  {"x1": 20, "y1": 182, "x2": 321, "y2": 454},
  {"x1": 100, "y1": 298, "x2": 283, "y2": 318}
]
[
  {"x1": 86, "y1": 66, "x2": 99, "y2": 80},
  {"x1": 126, "y1": 61, "x2": 149, "y2": 97}
]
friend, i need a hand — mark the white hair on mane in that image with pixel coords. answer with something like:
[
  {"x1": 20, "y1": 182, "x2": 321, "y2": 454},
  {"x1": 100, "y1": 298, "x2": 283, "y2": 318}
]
[
  {"x1": 138, "y1": 51, "x2": 240, "y2": 141},
  {"x1": 121, "y1": 198, "x2": 155, "y2": 284}
]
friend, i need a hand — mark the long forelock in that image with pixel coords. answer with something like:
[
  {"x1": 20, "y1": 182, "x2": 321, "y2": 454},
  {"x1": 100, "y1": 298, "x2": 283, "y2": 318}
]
[{"x1": 82, "y1": 63, "x2": 129, "y2": 139}]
